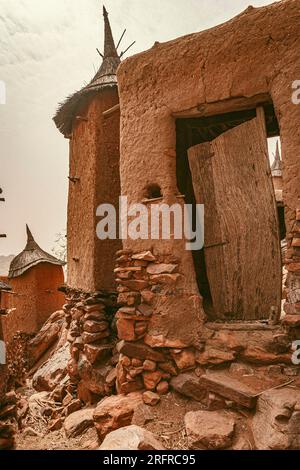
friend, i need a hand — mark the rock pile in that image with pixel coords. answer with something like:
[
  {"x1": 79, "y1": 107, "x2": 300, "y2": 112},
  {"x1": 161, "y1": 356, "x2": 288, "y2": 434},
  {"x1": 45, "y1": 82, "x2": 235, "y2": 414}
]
[
  {"x1": 283, "y1": 209, "x2": 300, "y2": 324},
  {"x1": 63, "y1": 288, "x2": 119, "y2": 404}
]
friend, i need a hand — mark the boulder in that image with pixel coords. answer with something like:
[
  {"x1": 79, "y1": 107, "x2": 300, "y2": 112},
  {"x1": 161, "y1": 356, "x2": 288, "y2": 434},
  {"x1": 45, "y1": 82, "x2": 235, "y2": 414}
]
[
  {"x1": 77, "y1": 355, "x2": 111, "y2": 395},
  {"x1": 93, "y1": 393, "x2": 142, "y2": 441},
  {"x1": 170, "y1": 373, "x2": 206, "y2": 401},
  {"x1": 252, "y1": 388, "x2": 300, "y2": 450},
  {"x1": 32, "y1": 343, "x2": 70, "y2": 392},
  {"x1": 64, "y1": 408, "x2": 95, "y2": 438},
  {"x1": 28, "y1": 310, "x2": 64, "y2": 365},
  {"x1": 99, "y1": 425, "x2": 165, "y2": 450},
  {"x1": 184, "y1": 410, "x2": 235, "y2": 449}
]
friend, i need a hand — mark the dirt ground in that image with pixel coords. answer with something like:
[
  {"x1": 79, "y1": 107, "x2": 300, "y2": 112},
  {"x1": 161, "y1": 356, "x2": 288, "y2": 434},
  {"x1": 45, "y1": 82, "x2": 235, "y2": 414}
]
[{"x1": 14, "y1": 386, "x2": 252, "y2": 451}]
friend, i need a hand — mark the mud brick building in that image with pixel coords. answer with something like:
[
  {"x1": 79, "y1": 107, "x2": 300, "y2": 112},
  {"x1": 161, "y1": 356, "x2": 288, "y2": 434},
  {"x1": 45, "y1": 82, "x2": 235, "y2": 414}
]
[
  {"x1": 54, "y1": 2, "x2": 300, "y2": 401},
  {"x1": 1, "y1": 226, "x2": 65, "y2": 343}
]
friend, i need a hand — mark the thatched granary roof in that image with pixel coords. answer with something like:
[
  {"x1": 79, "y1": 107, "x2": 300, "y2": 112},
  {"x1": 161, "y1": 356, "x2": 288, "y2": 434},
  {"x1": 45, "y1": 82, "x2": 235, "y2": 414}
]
[
  {"x1": 271, "y1": 140, "x2": 282, "y2": 177},
  {"x1": 53, "y1": 6, "x2": 120, "y2": 137},
  {"x1": 8, "y1": 226, "x2": 65, "y2": 279}
]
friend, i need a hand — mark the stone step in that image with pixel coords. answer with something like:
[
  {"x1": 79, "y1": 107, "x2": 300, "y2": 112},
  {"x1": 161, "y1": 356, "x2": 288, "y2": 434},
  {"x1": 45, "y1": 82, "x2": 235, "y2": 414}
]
[{"x1": 199, "y1": 371, "x2": 258, "y2": 409}]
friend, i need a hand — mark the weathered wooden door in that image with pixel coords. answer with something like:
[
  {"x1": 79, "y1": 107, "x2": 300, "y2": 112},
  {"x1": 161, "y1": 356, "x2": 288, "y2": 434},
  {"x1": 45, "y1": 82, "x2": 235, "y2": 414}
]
[{"x1": 187, "y1": 112, "x2": 281, "y2": 320}]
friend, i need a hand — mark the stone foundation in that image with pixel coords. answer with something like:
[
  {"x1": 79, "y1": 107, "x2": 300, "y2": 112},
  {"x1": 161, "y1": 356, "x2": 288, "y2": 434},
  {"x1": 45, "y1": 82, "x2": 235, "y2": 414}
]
[
  {"x1": 284, "y1": 209, "x2": 300, "y2": 324},
  {"x1": 113, "y1": 249, "x2": 299, "y2": 396},
  {"x1": 63, "y1": 287, "x2": 119, "y2": 404}
]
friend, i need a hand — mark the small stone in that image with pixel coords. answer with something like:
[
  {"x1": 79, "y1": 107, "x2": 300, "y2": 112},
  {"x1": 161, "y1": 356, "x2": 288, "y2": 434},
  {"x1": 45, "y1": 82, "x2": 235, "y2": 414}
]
[
  {"x1": 137, "y1": 304, "x2": 153, "y2": 317},
  {"x1": 143, "y1": 360, "x2": 156, "y2": 371},
  {"x1": 150, "y1": 274, "x2": 181, "y2": 285},
  {"x1": 120, "y1": 354, "x2": 131, "y2": 367},
  {"x1": 147, "y1": 263, "x2": 177, "y2": 275},
  {"x1": 82, "y1": 331, "x2": 110, "y2": 344},
  {"x1": 84, "y1": 344, "x2": 112, "y2": 364},
  {"x1": 84, "y1": 304, "x2": 105, "y2": 313},
  {"x1": 132, "y1": 251, "x2": 156, "y2": 261},
  {"x1": 171, "y1": 349, "x2": 196, "y2": 370},
  {"x1": 117, "y1": 318, "x2": 136, "y2": 341},
  {"x1": 83, "y1": 320, "x2": 109, "y2": 333},
  {"x1": 142, "y1": 391, "x2": 161, "y2": 406},
  {"x1": 141, "y1": 290, "x2": 155, "y2": 305},
  {"x1": 65, "y1": 399, "x2": 82, "y2": 416},
  {"x1": 143, "y1": 371, "x2": 162, "y2": 390},
  {"x1": 159, "y1": 361, "x2": 177, "y2": 376},
  {"x1": 118, "y1": 292, "x2": 141, "y2": 306},
  {"x1": 120, "y1": 280, "x2": 149, "y2": 291},
  {"x1": 48, "y1": 417, "x2": 63, "y2": 431},
  {"x1": 132, "y1": 358, "x2": 143, "y2": 367},
  {"x1": 229, "y1": 363, "x2": 254, "y2": 376},
  {"x1": 106, "y1": 368, "x2": 117, "y2": 385},
  {"x1": 118, "y1": 341, "x2": 166, "y2": 363},
  {"x1": 156, "y1": 381, "x2": 169, "y2": 395},
  {"x1": 129, "y1": 367, "x2": 144, "y2": 378}
]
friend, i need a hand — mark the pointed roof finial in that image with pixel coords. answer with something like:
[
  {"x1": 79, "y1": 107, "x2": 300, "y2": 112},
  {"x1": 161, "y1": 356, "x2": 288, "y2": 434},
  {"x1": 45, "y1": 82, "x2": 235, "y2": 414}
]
[
  {"x1": 271, "y1": 139, "x2": 282, "y2": 176},
  {"x1": 102, "y1": 5, "x2": 119, "y2": 59},
  {"x1": 26, "y1": 224, "x2": 34, "y2": 243}
]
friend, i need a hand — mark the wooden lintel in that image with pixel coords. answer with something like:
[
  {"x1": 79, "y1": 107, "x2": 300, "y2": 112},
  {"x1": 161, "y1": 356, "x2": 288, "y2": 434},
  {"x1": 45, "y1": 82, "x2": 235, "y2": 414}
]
[
  {"x1": 172, "y1": 93, "x2": 272, "y2": 119},
  {"x1": 103, "y1": 103, "x2": 120, "y2": 118}
]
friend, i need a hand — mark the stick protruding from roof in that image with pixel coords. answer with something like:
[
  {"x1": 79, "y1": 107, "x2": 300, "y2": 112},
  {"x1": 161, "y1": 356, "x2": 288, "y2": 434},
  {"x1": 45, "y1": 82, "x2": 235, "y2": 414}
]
[{"x1": 53, "y1": 5, "x2": 121, "y2": 137}]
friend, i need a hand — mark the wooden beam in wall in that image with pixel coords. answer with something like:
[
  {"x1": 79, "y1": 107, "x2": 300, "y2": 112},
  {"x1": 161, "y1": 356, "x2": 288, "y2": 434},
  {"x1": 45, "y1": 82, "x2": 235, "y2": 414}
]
[{"x1": 103, "y1": 103, "x2": 120, "y2": 118}]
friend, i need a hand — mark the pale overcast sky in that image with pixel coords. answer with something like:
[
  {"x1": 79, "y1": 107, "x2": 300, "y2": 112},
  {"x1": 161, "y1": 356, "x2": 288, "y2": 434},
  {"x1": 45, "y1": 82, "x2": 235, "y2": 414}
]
[{"x1": 0, "y1": 0, "x2": 279, "y2": 255}]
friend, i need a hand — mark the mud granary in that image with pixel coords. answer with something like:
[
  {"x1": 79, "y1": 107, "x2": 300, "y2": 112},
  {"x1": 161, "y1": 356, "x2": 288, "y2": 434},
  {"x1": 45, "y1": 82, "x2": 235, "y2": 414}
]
[
  {"x1": 54, "y1": 1, "x2": 300, "y2": 401},
  {"x1": 1, "y1": 226, "x2": 65, "y2": 344}
]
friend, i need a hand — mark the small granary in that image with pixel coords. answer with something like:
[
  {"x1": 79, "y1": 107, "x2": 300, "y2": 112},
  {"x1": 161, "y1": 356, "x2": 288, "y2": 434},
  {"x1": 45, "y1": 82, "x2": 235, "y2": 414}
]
[
  {"x1": 54, "y1": 6, "x2": 122, "y2": 293},
  {"x1": 0, "y1": 225, "x2": 65, "y2": 343}
]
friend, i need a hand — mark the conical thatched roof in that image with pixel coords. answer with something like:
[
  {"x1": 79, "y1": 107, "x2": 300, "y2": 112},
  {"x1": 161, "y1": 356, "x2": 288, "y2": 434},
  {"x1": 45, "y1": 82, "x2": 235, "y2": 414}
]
[
  {"x1": 53, "y1": 6, "x2": 120, "y2": 137},
  {"x1": 8, "y1": 226, "x2": 65, "y2": 279}
]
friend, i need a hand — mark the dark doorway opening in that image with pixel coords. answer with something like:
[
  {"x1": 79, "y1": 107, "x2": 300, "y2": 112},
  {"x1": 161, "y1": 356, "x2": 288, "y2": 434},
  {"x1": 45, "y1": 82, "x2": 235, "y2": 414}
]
[{"x1": 176, "y1": 103, "x2": 281, "y2": 320}]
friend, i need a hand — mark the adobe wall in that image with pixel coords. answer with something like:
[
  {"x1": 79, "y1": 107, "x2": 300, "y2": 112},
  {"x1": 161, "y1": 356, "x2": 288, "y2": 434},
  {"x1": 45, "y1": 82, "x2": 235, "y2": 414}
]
[
  {"x1": 117, "y1": 0, "x2": 300, "y2": 344},
  {"x1": 67, "y1": 87, "x2": 122, "y2": 293},
  {"x1": 1, "y1": 263, "x2": 64, "y2": 343}
]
